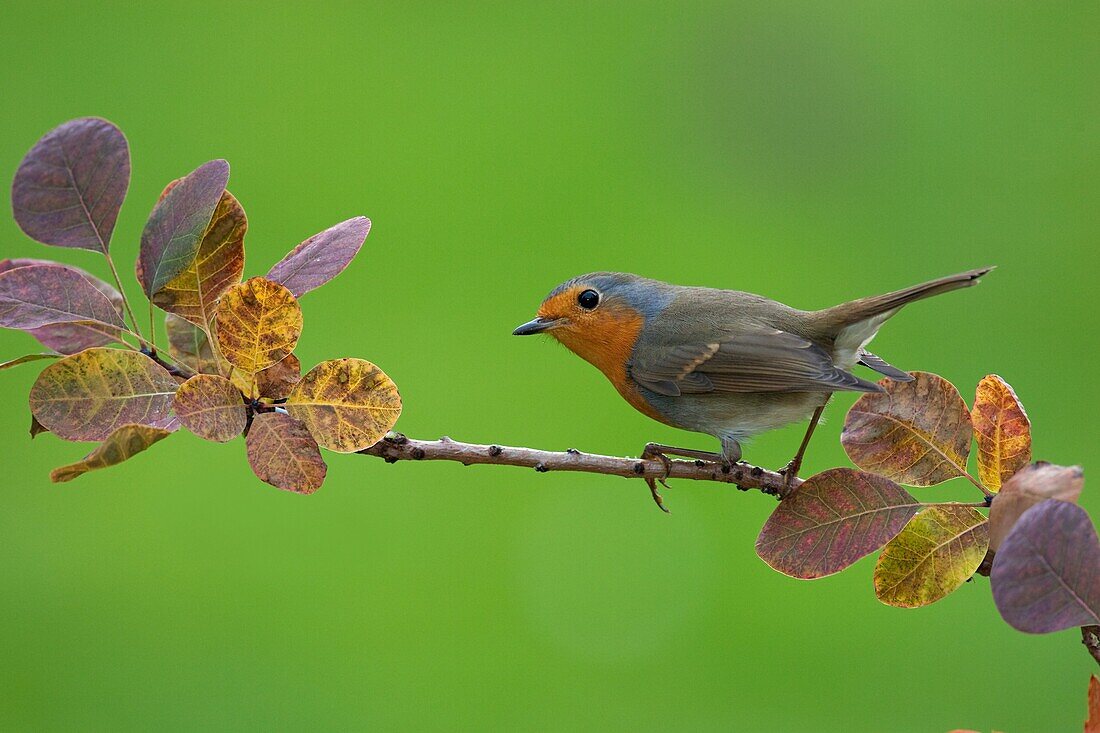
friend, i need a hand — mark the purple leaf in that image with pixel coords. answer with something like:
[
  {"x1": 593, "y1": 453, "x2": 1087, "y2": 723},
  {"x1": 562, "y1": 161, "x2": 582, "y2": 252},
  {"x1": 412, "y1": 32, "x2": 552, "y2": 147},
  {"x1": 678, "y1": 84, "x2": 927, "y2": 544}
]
[
  {"x1": 991, "y1": 500, "x2": 1100, "y2": 633},
  {"x1": 12, "y1": 118, "x2": 130, "y2": 253},
  {"x1": 0, "y1": 258, "x2": 125, "y2": 353},
  {"x1": 266, "y1": 216, "x2": 370, "y2": 297},
  {"x1": 137, "y1": 159, "x2": 229, "y2": 297},
  {"x1": 0, "y1": 265, "x2": 125, "y2": 335},
  {"x1": 756, "y1": 468, "x2": 921, "y2": 579}
]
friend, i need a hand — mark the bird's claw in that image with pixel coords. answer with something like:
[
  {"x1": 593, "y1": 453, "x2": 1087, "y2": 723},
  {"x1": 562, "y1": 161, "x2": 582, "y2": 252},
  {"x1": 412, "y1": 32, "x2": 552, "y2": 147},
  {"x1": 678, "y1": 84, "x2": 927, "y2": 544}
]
[{"x1": 642, "y1": 443, "x2": 674, "y2": 513}]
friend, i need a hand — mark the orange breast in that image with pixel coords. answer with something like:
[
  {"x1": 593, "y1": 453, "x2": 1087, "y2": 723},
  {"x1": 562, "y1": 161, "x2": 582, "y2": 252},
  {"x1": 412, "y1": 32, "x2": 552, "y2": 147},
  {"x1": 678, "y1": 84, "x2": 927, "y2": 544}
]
[{"x1": 551, "y1": 309, "x2": 669, "y2": 424}]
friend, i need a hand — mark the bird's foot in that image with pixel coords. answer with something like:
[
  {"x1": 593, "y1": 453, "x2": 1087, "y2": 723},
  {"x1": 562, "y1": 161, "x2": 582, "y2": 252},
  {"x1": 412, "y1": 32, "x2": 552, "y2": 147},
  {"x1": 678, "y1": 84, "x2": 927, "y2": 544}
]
[{"x1": 641, "y1": 443, "x2": 673, "y2": 513}]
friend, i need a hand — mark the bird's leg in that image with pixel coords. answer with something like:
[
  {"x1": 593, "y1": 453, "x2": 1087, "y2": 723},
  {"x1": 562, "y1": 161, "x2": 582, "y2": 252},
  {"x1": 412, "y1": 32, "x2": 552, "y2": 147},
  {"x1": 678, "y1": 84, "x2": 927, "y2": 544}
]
[
  {"x1": 781, "y1": 404, "x2": 827, "y2": 491},
  {"x1": 640, "y1": 442, "x2": 740, "y2": 513}
]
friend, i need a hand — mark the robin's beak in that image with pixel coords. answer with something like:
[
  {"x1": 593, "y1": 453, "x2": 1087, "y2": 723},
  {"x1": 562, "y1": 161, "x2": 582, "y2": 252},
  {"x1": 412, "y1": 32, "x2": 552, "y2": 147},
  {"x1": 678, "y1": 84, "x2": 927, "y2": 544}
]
[{"x1": 512, "y1": 316, "x2": 564, "y2": 335}]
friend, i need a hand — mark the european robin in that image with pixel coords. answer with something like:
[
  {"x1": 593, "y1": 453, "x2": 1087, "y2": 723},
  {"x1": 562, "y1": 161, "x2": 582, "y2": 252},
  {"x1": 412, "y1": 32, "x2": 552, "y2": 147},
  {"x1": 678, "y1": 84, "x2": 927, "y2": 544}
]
[{"x1": 514, "y1": 267, "x2": 992, "y2": 510}]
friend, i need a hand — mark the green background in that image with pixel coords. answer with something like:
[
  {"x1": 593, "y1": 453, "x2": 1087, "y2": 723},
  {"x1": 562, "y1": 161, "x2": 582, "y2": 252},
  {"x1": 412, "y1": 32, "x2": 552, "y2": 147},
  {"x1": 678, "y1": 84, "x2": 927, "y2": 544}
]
[{"x1": 1, "y1": 2, "x2": 1097, "y2": 730}]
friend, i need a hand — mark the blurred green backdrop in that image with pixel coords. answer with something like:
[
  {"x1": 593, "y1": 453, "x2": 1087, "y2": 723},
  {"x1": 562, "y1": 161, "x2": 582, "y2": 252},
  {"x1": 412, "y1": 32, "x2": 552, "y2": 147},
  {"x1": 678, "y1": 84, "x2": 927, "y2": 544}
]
[{"x1": 1, "y1": 2, "x2": 1097, "y2": 731}]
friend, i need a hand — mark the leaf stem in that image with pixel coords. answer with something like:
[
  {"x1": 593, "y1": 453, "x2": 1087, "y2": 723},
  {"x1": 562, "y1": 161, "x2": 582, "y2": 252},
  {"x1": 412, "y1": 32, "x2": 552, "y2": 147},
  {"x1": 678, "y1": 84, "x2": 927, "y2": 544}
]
[
  {"x1": 964, "y1": 471, "x2": 995, "y2": 499},
  {"x1": 102, "y1": 252, "x2": 143, "y2": 340}
]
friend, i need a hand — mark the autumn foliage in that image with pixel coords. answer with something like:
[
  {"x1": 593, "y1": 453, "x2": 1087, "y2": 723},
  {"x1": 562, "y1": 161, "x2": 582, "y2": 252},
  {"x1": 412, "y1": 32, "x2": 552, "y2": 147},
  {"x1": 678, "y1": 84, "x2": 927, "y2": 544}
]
[
  {"x1": 4, "y1": 119, "x2": 1099, "y2": 727},
  {"x1": 5, "y1": 117, "x2": 400, "y2": 493}
]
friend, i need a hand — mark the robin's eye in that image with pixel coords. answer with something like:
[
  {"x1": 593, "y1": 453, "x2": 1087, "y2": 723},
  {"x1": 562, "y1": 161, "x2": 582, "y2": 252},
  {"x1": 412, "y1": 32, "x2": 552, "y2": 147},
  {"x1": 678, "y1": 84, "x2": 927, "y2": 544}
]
[{"x1": 577, "y1": 289, "x2": 600, "y2": 310}]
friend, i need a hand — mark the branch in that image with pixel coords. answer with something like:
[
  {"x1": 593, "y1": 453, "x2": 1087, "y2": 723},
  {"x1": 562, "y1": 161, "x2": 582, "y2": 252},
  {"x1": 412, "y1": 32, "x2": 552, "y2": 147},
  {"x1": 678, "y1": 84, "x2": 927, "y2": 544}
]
[{"x1": 357, "y1": 433, "x2": 798, "y2": 497}]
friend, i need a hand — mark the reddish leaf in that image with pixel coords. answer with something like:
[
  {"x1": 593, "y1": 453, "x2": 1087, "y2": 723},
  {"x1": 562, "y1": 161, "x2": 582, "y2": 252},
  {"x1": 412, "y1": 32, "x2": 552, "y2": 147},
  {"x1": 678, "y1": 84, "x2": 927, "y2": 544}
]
[
  {"x1": 0, "y1": 258, "x2": 126, "y2": 353},
  {"x1": 50, "y1": 424, "x2": 170, "y2": 482},
  {"x1": 989, "y1": 463, "x2": 1084, "y2": 551},
  {"x1": 137, "y1": 160, "x2": 229, "y2": 297},
  {"x1": 29, "y1": 348, "x2": 179, "y2": 441},
  {"x1": 972, "y1": 375, "x2": 1031, "y2": 492},
  {"x1": 165, "y1": 313, "x2": 220, "y2": 374},
  {"x1": 255, "y1": 353, "x2": 301, "y2": 399},
  {"x1": 842, "y1": 372, "x2": 972, "y2": 486},
  {"x1": 246, "y1": 412, "x2": 327, "y2": 494},
  {"x1": 173, "y1": 374, "x2": 246, "y2": 442},
  {"x1": 756, "y1": 468, "x2": 921, "y2": 579},
  {"x1": 0, "y1": 265, "x2": 125, "y2": 337},
  {"x1": 991, "y1": 500, "x2": 1100, "y2": 633},
  {"x1": 266, "y1": 216, "x2": 370, "y2": 297},
  {"x1": 12, "y1": 117, "x2": 129, "y2": 253}
]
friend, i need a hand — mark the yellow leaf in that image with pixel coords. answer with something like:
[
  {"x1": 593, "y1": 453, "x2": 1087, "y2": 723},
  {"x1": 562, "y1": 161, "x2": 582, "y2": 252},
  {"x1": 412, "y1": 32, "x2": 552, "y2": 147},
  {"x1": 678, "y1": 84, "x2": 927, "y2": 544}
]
[
  {"x1": 215, "y1": 277, "x2": 302, "y2": 375},
  {"x1": 874, "y1": 505, "x2": 989, "y2": 608},
  {"x1": 286, "y1": 358, "x2": 401, "y2": 453},
  {"x1": 30, "y1": 348, "x2": 179, "y2": 441},
  {"x1": 50, "y1": 424, "x2": 171, "y2": 482},
  {"x1": 151, "y1": 188, "x2": 246, "y2": 330}
]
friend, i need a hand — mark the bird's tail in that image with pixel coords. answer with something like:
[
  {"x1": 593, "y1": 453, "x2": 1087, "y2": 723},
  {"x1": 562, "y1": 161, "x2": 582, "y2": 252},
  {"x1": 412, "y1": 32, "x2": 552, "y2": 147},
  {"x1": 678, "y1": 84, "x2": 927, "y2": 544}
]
[{"x1": 812, "y1": 266, "x2": 994, "y2": 334}]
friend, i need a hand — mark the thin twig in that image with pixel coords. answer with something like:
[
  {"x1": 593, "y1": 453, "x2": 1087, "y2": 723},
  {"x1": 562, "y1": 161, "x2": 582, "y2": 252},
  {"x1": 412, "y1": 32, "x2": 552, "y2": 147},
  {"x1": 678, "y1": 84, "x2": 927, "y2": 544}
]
[{"x1": 358, "y1": 433, "x2": 797, "y2": 497}]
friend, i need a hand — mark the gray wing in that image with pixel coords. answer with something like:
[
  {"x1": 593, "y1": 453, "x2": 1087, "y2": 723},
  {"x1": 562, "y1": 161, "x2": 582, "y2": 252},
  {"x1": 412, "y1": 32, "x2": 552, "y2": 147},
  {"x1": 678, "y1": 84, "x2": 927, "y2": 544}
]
[
  {"x1": 629, "y1": 327, "x2": 884, "y2": 397},
  {"x1": 858, "y1": 349, "x2": 914, "y2": 382}
]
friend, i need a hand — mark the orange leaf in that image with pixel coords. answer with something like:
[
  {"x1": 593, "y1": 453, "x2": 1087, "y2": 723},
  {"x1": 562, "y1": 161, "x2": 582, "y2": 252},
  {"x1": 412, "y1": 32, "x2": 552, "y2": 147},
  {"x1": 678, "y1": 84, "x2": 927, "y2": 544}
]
[
  {"x1": 215, "y1": 277, "x2": 302, "y2": 375},
  {"x1": 971, "y1": 375, "x2": 1031, "y2": 492}
]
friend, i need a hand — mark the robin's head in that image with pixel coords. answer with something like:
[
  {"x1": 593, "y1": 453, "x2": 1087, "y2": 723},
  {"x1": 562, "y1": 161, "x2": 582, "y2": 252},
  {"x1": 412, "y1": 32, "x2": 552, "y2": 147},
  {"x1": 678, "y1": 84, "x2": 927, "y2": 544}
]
[{"x1": 513, "y1": 272, "x2": 672, "y2": 375}]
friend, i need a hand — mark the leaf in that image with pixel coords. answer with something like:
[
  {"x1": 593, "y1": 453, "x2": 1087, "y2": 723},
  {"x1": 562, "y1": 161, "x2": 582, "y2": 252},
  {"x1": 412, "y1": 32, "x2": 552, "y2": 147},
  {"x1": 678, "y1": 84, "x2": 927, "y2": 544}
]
[
  {"x1": 245, "y1": 412, "x2": 327, "y2": 494},
  {"x1": 215, "y1": 277, "x2": 302, "y2": 374},
  {"x1": 266, "y1": 216, "x2": 371, "y2": 298},
  {"x1": 989, "y1": 462, "x2": 1084, "y2": 550},
  {"x1": 137, "y1": 159, "x2": 229, "y2": 298},
  {"x1": 756, "y1": 468, "x2": 921, "y2": 579},
  {"x1": 286, "y1": 358, "x2": 402, "y2": 453},
  {"x1": 29, "y1": 348, "x2": 179, "y2": 441},
  {"x1": 165, "y1": 313, "x2": 220, "y2": 374},
  {"x1": 873, "y1": 505, "x2": 989, "y2": 608},
  {"x1": 842, "y1": 371, "x2": 973, "y2": 486},
  {"x1": 50, "y1": 424, "x2": 170, "y2": 482},
  {"x1": 0, "y1": 265, "x2": 125, "y2": 336},
  {"x1": 255, "y1": 353, "x2": 301, "y2": 399},
  {"x1": 0, "y1": 258, "x2": 126, "y2": 353},
  {"x1": 991, "y1": 500, "x2": 1100, "y2": 633},
  {"x1": 1, "y1": 353, "x2": 60, "y2": 370},
  {"x1": 173, "y1": 374, "x2": 246, "y2": 442},
  {"x1": 12, "y1": 117, "x2": 129, "y2": 253},
  {"x1": 1087, "y1": 675, "x2": 1099, "y2": 733},
  {"x1": 971, "y1": 375, "x2": 1031, "y2": 492},
  {"x1": 150, "y1": 186, "x2": 246, "y2": 328},
  {"x1": 30, "y1": 414, "x2": 48, "y2": 439}
]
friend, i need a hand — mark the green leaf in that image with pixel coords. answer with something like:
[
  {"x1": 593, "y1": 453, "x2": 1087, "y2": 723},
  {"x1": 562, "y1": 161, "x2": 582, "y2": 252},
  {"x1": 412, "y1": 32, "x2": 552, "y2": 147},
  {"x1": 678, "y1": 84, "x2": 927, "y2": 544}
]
[{"x1": 873, "y1": 505, "x2": 989, "y2": 608}]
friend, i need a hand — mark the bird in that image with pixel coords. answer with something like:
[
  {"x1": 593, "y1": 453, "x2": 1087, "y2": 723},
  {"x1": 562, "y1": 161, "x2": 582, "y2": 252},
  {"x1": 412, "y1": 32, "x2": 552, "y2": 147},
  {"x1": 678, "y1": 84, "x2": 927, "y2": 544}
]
[{"x1": 513, "y1": 267, "x2": 993, "y2": 511}]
